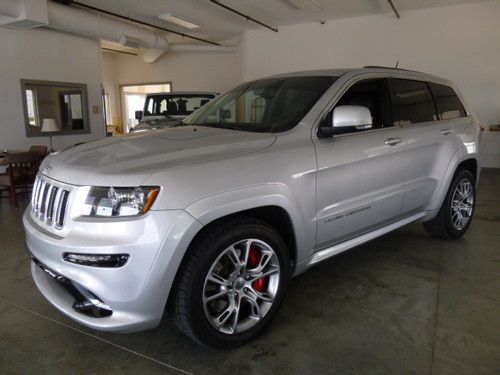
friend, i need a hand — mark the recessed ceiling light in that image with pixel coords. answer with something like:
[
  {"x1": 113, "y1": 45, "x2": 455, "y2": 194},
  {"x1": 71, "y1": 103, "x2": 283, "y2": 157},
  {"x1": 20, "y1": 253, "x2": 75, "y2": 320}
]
[
  {"x1": 158, "y1": 13, "x2": 200, "y2": 29},
  {"x1": 288, "y1": 0, "x2": 322, "y2": 12}
]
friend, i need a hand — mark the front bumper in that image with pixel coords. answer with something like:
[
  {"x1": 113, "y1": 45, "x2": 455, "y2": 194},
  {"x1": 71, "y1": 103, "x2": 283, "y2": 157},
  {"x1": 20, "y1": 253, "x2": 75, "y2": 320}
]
[{"x1": 24, "y1": 207, "x2": 202, "y2": 332}]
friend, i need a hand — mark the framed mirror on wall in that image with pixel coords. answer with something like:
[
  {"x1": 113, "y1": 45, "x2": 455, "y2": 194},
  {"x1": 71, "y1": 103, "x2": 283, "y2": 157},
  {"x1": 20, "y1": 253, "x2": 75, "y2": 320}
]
[{"x1": 21, "y1": 79, "x2": 90, "y2": 138}]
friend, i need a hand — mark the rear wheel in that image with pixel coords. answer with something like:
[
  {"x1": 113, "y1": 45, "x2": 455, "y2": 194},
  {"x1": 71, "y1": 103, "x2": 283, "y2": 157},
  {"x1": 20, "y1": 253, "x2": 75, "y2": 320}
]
[
  {"x1": 172, "y1": 217, "x2": 290, "y2": 348},
  {"x1": 423, "y1": 169, "x2": 475, "y2": 239}
]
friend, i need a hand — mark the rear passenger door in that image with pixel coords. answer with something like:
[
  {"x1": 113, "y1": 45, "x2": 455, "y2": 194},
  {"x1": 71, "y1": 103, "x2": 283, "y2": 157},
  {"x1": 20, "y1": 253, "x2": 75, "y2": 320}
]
[{"x1": 389, "y1": 78, "x2": 462, "y2": 215}]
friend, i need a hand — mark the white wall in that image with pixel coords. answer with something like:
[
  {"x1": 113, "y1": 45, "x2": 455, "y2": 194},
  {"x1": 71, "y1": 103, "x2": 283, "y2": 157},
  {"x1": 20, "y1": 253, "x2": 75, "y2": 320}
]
[
  {"x1": 100, "y1": 48, "x2": 239, "y2": 131},
  {"x1": 0, "y1": 27, "x2": 105, "y2": 151},
  {"x1": 241, "y1": 1, "x2": 500, "y2": 167},
  {"x1": 101, "y1": 51, "x2": 119, "y2": 127},
  {"x1": 112, "y1": 50, "x2": 238, "y2": 93}
]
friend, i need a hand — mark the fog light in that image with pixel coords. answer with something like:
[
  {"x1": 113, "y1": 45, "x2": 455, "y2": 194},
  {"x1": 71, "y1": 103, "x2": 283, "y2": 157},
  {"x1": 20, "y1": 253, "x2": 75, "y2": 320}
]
[{"x1": 63, "y1": 253, "x2": 129, "y2": 267}]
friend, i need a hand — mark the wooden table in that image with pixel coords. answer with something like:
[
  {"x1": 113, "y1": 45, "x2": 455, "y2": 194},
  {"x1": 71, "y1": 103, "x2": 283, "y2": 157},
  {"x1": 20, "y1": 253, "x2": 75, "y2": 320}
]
[{"x1": 0, "y1": 151, "x2": 26, "y2": 173}]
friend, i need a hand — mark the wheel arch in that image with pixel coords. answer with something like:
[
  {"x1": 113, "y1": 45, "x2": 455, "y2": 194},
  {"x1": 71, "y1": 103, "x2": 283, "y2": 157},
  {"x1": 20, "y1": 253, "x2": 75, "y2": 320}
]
[{"x1": 424, "y1": 153, "x2": 479, "y2": 220}]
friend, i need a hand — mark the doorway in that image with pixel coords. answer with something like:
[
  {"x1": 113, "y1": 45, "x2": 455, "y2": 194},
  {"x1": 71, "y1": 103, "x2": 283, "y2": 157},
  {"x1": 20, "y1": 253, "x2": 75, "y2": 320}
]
[{"x1": 120, "y1": 82, "x2": 172, "y2": 133}]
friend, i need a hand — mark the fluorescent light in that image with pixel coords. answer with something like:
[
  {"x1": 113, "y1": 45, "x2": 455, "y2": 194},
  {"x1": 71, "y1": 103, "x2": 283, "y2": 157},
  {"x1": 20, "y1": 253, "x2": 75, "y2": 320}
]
[
  {"x1": 288, "y1": 0, "x2": 322, "y2": 11},
  {"x1": 158, "y1": 13, "x2": 199, "y2": 29}
]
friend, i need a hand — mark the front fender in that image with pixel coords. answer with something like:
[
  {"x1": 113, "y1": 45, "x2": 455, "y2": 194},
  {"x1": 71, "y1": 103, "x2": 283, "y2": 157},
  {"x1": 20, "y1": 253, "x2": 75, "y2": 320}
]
[{"x1": 184, "y1": 183, "x2": 315, "y2": 272}]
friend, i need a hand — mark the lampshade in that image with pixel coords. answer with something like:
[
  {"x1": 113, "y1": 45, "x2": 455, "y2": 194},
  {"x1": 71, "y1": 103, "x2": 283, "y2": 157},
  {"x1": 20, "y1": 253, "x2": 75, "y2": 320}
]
[{"x1": 41, "y1": 118, "x2": 60, "y2": 133}]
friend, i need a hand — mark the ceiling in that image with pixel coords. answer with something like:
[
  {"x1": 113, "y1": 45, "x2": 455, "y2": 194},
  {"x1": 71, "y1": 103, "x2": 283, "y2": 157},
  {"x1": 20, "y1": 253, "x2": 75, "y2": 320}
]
[{"x1": 78, "y1": 0, "x2": 486, "y2": 43}]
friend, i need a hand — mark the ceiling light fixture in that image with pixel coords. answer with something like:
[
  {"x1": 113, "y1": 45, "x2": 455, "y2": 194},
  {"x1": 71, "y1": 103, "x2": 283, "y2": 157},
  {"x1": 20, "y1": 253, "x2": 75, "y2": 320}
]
[{"x1": 158, "y1": 13, "x2": 199, "y2": 29}]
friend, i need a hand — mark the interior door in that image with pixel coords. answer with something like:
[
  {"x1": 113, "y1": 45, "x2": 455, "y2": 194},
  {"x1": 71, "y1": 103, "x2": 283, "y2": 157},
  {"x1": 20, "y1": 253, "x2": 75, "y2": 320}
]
[{"x1": 314, "y1": 78, "x2": 406, "y2": 250}]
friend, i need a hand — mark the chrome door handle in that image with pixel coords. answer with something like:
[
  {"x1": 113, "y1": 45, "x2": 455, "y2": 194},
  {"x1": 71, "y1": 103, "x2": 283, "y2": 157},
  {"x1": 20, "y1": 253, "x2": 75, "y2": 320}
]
[
  {"x1": 440, "y1": 128, "x2": 453, "y2": 135},
  {"x1": 384, "y1": 137, "x2": 402, "y2": 146}
]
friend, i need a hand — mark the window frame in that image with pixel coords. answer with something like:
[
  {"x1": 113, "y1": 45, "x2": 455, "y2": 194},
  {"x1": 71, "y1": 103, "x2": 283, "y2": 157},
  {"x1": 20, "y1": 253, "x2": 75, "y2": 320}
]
[
  {"x1": 387, "y1": 78, "x2": 438, "y2": 127},
  {"x1": 427, "y1": 82, "x2": 467, "y2": 121},
  {"x1": 317, "y1": 77, "x2": 394, "y2": 138}
]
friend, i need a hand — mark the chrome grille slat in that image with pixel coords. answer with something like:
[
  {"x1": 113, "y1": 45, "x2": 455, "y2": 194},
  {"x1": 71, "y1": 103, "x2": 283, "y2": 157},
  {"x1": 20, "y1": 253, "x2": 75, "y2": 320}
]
[
  {"x1": 46, "y1": 187, "x2": 59, "y2": 223},
  {"x1": 31, "y1": 175, "x2": 71, "y2": 230},
  {"x1": 40, "y1": 184, "x2": 53, "y2": 220},
  {"x1": 31, "y1": 176, "x2": 40, "y2": 208},
  {"x1": 35, "y1": 180, "x2": 46, "y2": 213},
  {"x1": 56, "y1": 190, "x2": 70, "y2": 229}
]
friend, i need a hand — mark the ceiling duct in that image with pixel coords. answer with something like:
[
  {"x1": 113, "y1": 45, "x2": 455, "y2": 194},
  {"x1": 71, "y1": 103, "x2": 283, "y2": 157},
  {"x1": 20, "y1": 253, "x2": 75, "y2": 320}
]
[
  {"x1": 0, "y1": 0, "x2": 48, "y2": 29},
  {"x1": 0, "y1": 0, "x2": 235, "y2": 63}
]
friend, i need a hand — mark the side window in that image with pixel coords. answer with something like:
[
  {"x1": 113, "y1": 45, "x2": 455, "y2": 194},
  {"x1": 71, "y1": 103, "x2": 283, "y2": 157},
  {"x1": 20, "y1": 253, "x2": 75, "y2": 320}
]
[
  {"x1": 390, "y1": 79, "x2": 436, "y2": 125},
  {"x1": 428, "y1": 83, "x2": 466, "y2": 120},
  {"x1": 324, "y1": 78, "x2": 390, "y2": 135}
]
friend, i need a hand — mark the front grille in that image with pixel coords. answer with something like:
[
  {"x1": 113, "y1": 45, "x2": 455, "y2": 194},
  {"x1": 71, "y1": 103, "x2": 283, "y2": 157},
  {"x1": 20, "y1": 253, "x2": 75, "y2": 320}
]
[{"x1": 31, "y1": 175, "x2": 71, "y2": 229}]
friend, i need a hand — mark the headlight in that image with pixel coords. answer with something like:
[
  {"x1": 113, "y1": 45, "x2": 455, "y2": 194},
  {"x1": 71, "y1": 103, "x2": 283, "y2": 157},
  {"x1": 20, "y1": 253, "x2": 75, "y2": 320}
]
[{"x1": 82, "y1": 186, "x2": 160, "y2": 217}]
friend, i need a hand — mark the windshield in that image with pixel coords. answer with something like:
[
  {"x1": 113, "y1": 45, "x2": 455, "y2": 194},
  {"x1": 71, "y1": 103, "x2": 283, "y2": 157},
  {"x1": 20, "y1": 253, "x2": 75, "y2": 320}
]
[
  {"x1": 183, "y1": 76, "x2": 336, "y2": 133},
  {"x1": 144, "y1": 94, "x2": 215, "y2": 117}
]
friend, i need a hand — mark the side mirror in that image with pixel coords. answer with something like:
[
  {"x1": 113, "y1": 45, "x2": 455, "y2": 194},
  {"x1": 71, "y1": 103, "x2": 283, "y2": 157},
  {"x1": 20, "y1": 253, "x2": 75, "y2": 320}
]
[
  {"x1": 135, "y1": 110, "x2": 143, "y2": 121},
  {"x1": 332, "y1": 105, "x2": 372, "y2": 130}
]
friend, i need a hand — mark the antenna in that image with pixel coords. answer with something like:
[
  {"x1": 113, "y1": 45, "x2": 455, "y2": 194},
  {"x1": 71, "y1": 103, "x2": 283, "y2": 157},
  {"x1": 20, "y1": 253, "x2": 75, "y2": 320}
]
[{"x1": 395, "y1": 60, "x2": 399, "y2": 69}]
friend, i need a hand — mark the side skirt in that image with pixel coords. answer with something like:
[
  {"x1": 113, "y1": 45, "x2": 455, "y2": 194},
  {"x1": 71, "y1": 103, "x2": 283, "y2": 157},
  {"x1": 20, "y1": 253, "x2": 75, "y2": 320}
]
[{"x1": 307, "y1": 212, "x2": 426, "y2": 266}]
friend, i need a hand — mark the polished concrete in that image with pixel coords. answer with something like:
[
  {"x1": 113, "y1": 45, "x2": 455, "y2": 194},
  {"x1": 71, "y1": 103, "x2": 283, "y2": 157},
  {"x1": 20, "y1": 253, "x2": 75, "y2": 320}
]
[{"x1": 0, "y1": 169, "x2": 499, "y2": 374}]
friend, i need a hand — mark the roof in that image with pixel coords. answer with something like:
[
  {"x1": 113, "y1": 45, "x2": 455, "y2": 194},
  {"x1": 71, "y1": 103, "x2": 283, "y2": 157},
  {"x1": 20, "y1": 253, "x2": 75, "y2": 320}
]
[
  {"x1": 146, "y1": 91, "x2": 218, "y2": 96},
  {"x1": 262, "y1": 67, "x2": 452, "y2": 85}
]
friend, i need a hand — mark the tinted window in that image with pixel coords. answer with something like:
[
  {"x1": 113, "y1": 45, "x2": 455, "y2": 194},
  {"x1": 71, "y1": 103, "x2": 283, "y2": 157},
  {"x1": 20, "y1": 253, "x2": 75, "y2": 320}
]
[
  {"x1": 390, "y1": 79, "x2": 436, "y2": 125},
  {"x1": 185, "y1": 76, "x2": 336, "y2": 133},
  {"x1": 429, "y1": 83, "x2": 466, "y2": 120},
  {"x1": 334, "y1": 79, "x2": 391, "y2": 133}
]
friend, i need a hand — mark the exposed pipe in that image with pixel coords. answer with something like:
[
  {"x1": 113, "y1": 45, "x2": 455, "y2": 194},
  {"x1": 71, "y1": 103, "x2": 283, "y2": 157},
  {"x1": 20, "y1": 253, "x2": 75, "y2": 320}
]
[
  {"x1": 209, "y1": 0, "x2": 278, "y2": 33},
  {"x1": 0, "y1": 1, "x2": 236, "y2": 63},
  {"x1": 47, "y1": 2, "x2": 168, "y2": 51},
  {"x1": 72, "y1": 1, "x2": 220, "y2": 46},
  {"x1": 387, "y1": 0, "x2": 400, "y2": 19}
]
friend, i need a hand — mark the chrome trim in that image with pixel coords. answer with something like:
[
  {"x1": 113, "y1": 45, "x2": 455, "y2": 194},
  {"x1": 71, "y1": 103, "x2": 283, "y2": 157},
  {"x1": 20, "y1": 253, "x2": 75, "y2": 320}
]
[{"x1": 31, "y1": 175, "x2": 71, "y2": 230}]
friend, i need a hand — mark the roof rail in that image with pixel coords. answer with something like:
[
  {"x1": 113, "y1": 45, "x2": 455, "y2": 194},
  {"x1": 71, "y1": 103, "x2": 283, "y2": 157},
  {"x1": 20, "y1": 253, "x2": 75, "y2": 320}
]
[{"x1": 363, "y1": 65, "x2": 418, "y2": 73}]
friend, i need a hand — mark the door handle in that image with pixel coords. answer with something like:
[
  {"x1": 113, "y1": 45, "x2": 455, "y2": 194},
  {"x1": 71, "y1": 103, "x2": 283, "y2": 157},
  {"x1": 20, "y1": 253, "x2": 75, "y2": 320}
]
[
  {"x1": 384, "y1": 137, "x2": 402, "y2": 146},
  {"x1": 440, "y1": 128, "x2": 453, "y2": 135}
]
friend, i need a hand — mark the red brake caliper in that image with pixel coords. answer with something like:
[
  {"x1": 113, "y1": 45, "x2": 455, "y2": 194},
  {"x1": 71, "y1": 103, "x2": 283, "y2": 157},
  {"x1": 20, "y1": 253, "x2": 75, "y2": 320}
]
[{"x1": 248, "y1": 245, "x2": 267, "y2": 293}]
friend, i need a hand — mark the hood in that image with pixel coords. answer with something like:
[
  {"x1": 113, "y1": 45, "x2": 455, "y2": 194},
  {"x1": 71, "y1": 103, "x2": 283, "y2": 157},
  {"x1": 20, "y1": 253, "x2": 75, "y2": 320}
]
[
  {"x1": 133, "y1": 117, "x2": 181, "y2": 131},
  {"x1": 41, "y1": 126, "x2": 276, "y2": 186}
]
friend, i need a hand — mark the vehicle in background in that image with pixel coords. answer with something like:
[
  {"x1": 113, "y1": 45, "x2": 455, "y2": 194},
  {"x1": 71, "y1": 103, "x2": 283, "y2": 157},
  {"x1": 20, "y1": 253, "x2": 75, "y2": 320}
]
[{"x1": 131, "y1": 92, "x2": 217, "y2": 132}]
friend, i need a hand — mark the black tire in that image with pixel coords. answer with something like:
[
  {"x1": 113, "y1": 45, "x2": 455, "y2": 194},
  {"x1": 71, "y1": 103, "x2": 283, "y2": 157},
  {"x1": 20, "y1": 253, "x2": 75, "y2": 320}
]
[
  {"x1": 423, "y1": 168, "x2": 475, "y2": 239},
  {"x1": 172, "y1": 216, "x2": 290, "y2": 348}
]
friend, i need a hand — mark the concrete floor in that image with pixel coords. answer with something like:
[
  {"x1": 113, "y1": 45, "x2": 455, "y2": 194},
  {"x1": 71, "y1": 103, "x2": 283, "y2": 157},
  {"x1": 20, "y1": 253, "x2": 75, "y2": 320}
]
[{"x1": 0, "y1": 169, "x2": 499, "y2": 375}]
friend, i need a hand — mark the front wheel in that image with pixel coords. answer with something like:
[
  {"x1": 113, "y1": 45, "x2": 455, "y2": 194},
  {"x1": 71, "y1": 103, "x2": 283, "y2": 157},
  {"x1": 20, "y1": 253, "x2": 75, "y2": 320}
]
[
  {"x1": 423, "y1": 169, "x2": 475, "y2": 239},
  {"x1": 172, "y1": 217, "x2": 290, "y2": 348}
]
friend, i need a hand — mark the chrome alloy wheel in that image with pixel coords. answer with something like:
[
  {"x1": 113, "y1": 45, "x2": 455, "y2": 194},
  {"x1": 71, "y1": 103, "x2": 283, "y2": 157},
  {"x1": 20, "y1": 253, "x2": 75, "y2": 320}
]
[
  {"x1": 450, "y1": 178, "x2": 474, "y2": 231},
  {"x1": 202, "y1": 239, "x2": 280, "y2": 335}
]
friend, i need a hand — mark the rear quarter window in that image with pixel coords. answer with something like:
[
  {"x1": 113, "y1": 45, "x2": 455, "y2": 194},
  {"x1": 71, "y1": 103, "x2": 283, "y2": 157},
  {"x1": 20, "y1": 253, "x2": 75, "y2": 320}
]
[{"x1": 428, "y1": 83, "x2": 466, "y2": 120}]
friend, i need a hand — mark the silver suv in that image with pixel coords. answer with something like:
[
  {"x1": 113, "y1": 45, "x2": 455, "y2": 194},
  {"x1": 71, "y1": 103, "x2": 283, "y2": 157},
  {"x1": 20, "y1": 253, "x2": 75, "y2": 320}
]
[{"x1": 24, "y1": 67, "x2": 481, "y2": 348}]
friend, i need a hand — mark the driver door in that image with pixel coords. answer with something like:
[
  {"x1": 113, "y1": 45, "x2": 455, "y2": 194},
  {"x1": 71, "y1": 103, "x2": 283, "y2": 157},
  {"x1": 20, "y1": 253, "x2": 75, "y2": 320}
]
[{"x1": 314, "y1": 78, "x2": 406, "y2": 249}]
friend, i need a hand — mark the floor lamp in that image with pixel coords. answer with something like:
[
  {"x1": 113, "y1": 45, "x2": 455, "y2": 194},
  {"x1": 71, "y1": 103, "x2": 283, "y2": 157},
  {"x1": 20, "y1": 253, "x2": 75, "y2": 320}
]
[{"x1": 41, "y1": 119, "x2": 60, "y2": 152}]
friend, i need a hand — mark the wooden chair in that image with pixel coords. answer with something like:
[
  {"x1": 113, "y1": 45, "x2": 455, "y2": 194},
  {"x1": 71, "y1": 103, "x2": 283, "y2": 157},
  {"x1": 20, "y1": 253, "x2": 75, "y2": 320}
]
[
  {"x1": 0, "y1": 152, "x2": 39, "y2": 208},
  {"x1": 29, "y1": 145, "x2": 48, "y2": 162}
]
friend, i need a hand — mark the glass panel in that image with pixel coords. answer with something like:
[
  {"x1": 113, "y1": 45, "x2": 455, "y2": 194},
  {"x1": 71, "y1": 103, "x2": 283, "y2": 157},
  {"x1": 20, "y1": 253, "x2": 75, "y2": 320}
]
[
  {"x1": 428, "y1": 83, "x2": 466, "y2": 120},
  {"x1": 26, "y1": 89, "x2": 39, "y2": 127},
  {"x1": 390, "y1": 79, "x2": 436, "y2": 125},
  {"x1": 185, "y1": 76, "x2": 336, "y2": 133}
]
